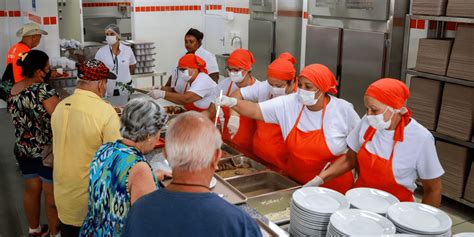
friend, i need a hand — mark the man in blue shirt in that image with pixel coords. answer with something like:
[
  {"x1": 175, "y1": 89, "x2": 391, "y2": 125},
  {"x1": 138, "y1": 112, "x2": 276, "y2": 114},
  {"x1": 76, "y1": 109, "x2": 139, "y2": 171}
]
[{"x1": 123, "y1": 111, "x2": 262, "y2": 237}]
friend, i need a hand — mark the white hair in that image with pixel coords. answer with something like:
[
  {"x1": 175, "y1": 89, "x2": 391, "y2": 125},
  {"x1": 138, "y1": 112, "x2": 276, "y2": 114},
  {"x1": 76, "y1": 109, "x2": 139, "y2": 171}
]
[{"x1": 165, "y1": 111, "x2": 222, "y2": 171}]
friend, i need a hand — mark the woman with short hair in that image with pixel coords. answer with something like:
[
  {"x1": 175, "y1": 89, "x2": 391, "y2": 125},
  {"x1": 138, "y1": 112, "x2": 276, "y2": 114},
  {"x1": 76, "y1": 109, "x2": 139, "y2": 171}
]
[{"x1": 80, "y1": 97, "x2": 169, "y2": 236}]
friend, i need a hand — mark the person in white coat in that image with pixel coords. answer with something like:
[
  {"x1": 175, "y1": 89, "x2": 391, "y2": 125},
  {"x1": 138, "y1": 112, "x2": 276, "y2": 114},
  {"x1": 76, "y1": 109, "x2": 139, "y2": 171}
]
[{"x1": 95, "y1": 24, "x2": 137, "y2": 96}]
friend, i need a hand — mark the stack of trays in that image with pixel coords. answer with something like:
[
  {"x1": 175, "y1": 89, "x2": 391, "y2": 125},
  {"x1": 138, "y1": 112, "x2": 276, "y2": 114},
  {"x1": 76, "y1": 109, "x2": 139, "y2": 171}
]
[
  {"x1": 408, "y1": 77, "x2": 444, "y2": 130},
  {"x1": 289, "y1": 187, "x2": 349, "y2": 237},
  {"x1": 447, "y1": 0, "x2": 474, "y2": 17},
  {"x1": 437, "y1": 83, "x2": 473, "y2": 141},
  {"x1": 447, "y1": 25, "x2": 474, "y2": 81},
  {"x1": 415, "y1": 38, "x2": 453, "y2": 76},
  {"x1": 387, "y1": 202, "x2": 452, "y2": 236},
  {"x1": 327, "y1": 209, "x2": 396, "y2": 236},
  {"x1": 463, "y1": 162, "x2": 474, "y2": 202},
  {"x1": 412, "y1": 0, "x2": 448, "y2": 15},
  {"x1": 436, "y1": 141, "x2": 471, "y2": 198},
  {"x1": 345, "y1": 188, "x2": 400, "y2": 216}
]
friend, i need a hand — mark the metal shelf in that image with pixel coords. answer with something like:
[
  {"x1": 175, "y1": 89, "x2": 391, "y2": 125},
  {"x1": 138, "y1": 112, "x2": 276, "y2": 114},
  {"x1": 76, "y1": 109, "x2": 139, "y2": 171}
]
[
  {"x1": 430, "y1": 131, "x2": 474, "y2": 149},
  {"x1": 442, "y1": 193, "x2": 474, "y2": 208},
  {"x1": 410, "y1": 14, "x2": 474, "y2": 24},
  {"x1": 407, "y1": 69, "x2": 474, "y2": 87}
]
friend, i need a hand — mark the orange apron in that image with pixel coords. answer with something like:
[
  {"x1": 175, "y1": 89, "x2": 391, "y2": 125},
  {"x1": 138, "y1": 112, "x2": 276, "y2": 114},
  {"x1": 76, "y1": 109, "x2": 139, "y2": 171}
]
[
  {"x1": 354, "y1": 128, "x2": 415, "y2": 202},
  {"x1": 221, "y1": 81, "x2": 256, "y2": 156},
  {"x1": 252, "y1": 120, "x2": 288, "y2": 170},
  {"x1": 285, "y1": 97, "x2": 354, "y2": 194},
  {"x1": 183, "y1": 82, "x2": 208, "y2": 112}
]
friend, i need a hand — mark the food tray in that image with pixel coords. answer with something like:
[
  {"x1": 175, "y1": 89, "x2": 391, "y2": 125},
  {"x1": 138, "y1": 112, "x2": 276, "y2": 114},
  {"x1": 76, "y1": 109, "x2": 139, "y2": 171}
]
[
  {"x1": 226, "y1": 171, "x2": 300, "y2": 198},
  {"x1": 161, "y1": 174, "x2": 247, "y2": 205},
  {"x1": 247, "y1": 189, "x2": 295, "y2": 225},
  {"x1": 216, "y1": 156, "x2": 267, "y2": 179},
  {"x1": 256, "y1": 219, "x2": 279, "y2": 237},
  {"x1": 221, "y1": 143, "x2": 242, "y2": 159}
]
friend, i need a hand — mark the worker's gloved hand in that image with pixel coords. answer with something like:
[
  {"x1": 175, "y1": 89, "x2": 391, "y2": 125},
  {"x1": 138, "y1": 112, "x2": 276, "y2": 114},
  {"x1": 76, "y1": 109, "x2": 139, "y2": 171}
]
[
  {"x1": 228, "y1": 115, "x2": 240, "y2": 137},
  {"x1": 303, "y1": 176, "x2": 324, "y2": 187},
  {"x1": 148, "y1": 89, "x2": 166, "y2": 99},
  {"x1": 215, "y1": 95, "x2": 237, "y2": 108}
]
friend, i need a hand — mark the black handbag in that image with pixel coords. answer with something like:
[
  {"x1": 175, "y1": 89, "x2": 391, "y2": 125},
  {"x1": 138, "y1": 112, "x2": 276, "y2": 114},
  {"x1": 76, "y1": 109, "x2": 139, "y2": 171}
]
[{"x1": 0, "y1": 63, "x2": 14, "y2": 101}]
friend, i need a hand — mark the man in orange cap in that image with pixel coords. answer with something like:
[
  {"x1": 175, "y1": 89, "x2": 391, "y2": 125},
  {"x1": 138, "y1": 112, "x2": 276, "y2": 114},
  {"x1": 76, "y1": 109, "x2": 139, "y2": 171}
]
[
  {"x1": 317, "y1": 78, "x2": 444, "y2": 207},
  {"x1": 216, "y1": 64, "x2": 360, "y2": 194},
  {"x1": 149, "y1": 54, "x2": 216, "y2": 112},
  {"x1": 228, "y1": 52, "x2": 297, "y2": 170},
  {"x1": 206, "y1": 48, "x2": 260, "y2": 156}
]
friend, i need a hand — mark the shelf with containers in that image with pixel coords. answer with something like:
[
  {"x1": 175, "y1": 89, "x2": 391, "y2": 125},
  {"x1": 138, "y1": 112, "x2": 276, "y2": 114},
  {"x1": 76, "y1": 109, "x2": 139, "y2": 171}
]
[
  {"x1": 401, "y1": 1, "x2": 474, "y2": 207},
  {"x1": 126, "y1": 41, "x2": 156, "y2": 74}
]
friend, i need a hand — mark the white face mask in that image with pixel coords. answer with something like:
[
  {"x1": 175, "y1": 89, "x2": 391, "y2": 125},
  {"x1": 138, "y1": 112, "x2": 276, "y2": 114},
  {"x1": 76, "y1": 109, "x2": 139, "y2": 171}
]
[
  {"x1": 180, "y1": 70, "x2": 191, "y2": 82},
  {"x1": 298, "y1": 88, "x2": 321, "y2": 106},
  {"x1": 271, "y1": 86, "x2": 286, "y2": 97},
  {"x1": 106, "y1": 35, "x2": 118, "y2": 45},
  {"x1": 367, "y1": 107, "x2": 394, "y2": 130},
  {"x1": 229, "y1": 71, "x2": 246, "y2": 83}
]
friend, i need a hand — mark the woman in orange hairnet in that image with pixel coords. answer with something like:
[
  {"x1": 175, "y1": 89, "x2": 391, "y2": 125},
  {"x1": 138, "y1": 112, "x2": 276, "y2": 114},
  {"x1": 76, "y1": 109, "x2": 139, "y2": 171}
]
[
  {"x1": 216, "y1": 64, "x2": 360, "y2": 194},
  {"x1": 208, "y1": 49, "x2": 260, "y2": 156},
  {"x1": 230, "y1": 53, "x2": 297, "y2": 170},
  {"x1": 316, "y1": 78, "x2": 444, "y2": 207},
  {"x1": 149, "y1": 54, "x2": 216, "y2": 112}
]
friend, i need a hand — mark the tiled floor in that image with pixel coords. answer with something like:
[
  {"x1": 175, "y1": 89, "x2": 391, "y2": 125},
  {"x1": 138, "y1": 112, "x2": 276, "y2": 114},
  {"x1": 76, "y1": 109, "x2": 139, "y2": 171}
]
[{"x1": 0, "y1": 108, "x2": 473, "y2": 236}]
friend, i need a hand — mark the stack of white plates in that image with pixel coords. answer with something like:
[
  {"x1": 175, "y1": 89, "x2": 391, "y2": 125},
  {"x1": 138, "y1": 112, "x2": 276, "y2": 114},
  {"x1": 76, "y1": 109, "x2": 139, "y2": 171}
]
[
  {"x1": 387, "y1": 202, "x2": 453, "y2": 236},
  {"x1": 346, "y1": 188, "x2": 400, "y2": 216},
  {"x1": 327, "y1": 209, "x2": 396, "y2": 236},
  {"x1": 289, "y1": 187, "x2": 349, "y2": 237}
]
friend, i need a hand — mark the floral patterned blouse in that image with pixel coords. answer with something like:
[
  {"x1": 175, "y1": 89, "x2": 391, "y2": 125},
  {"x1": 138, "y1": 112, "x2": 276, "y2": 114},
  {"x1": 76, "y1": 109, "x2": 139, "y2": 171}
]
[
  {"x1": 7, "y1": 83, "x2": 57, "y2": 158},
  {"x1": 80, "y1": 141, "x2": 159, "y2": 237}
]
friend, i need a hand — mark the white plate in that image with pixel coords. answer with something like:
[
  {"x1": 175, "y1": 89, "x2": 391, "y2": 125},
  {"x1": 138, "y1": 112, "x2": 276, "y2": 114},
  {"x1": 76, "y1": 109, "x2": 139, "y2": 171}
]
[
  {"x1": 209, "y1": 176, "x2": 217, "y2": 189},
  {"x1": 293, "y1": 187, "x2": 349, "y2": 214},
  {"x1": 330, "y1": 209, "x2": 396, "y2": 235},
  {"x1": 346, "y1": 188, "x2": 400, "y2": 214},
  {"x1": 387, "y1": 202, "x2": 452, "y2": 234}
]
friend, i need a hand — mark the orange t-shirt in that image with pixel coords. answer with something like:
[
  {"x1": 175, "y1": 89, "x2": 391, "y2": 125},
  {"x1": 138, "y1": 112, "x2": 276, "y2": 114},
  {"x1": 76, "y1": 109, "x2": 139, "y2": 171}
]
[{"x1": 6, "y1": 42, "x2": 30, "y2": 83}]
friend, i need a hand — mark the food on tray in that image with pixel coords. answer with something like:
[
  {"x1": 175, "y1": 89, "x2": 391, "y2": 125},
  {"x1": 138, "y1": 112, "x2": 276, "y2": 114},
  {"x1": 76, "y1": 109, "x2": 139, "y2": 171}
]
[
  {"x1": 164, "y1": 106, "x2": 186, "y2": 115},
  {"x1": 265, "y1": 207, "x2": 290, "y2": 223},
  {"x1": 216, "y1": 160, "x2": 258, "y2": 178}
]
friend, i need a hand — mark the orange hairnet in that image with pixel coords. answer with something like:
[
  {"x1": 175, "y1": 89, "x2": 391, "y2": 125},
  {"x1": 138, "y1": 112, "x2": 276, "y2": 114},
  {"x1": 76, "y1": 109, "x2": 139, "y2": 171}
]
[
  {"x1": 178, "y1": 54, "x2": 208, "y2": 74},
  {"x1": 299, "y1": 64, "x2": 338, "y2": 95},
  {"x1": 227, "y1": 49, "x2": 255, "y2": 71},
  {"x1": 364, "y1": 78, "x2": 412, "y2": 142},
  {"x1": 267, "y1": 52, "x2": 296, "y2": 81}
]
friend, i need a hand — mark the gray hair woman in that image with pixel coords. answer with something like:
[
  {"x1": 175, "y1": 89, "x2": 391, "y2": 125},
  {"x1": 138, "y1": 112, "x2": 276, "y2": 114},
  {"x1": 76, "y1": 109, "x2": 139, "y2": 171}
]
[{"x1": 80, "y1": 97, "x2": 169, "y2": 236}]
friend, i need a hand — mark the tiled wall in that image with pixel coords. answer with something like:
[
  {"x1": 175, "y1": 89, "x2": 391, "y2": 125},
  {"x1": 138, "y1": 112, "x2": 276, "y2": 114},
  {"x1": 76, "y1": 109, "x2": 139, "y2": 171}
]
[{"x1": 83, "y1": 0, "x2": 131, "y2": 18}]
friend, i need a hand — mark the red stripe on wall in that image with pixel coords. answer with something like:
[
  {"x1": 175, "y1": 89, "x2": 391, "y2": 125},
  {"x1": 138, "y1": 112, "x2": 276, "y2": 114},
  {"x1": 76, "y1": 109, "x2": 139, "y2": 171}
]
[
  {"x1": 417, "y1": 19, "x2": 425, "y2": 29},
  {"x1": 225, "y1": 7, "x2": 249, "y2": 14},
  {"x1": 82, "y1": 2, "x2": 131, "y2": 7},
  {"x1": 446, "y1": 22, "x2": 458, "y2": 31},
  {"x1": 134, "y1": 5, "x2": 201, "y2": 12},
  {"x1": 410, "y1": 19, "x2": 417, "y2": 28},
  {"x1": 303, "y1": 11, "x2": 308, "y2": 19}
]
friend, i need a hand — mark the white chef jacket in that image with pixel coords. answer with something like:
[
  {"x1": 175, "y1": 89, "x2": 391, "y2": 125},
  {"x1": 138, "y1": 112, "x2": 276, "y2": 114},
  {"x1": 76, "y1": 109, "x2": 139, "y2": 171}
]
[
  {"x1": 170, "y1": 46, "x2": 219, "y2": 87},
  {"x1": 95, "y1": 42, "x2": 137, "y2": 96},
  {"x1": 174, "y1": 72, "x2": 217, "y2": 109},
  {"x1": 259, "y1": 94, "x2": 361, "y2": 156},
  {"x1": 346, "y1": 116, "x2": 445, "y2": 192}
]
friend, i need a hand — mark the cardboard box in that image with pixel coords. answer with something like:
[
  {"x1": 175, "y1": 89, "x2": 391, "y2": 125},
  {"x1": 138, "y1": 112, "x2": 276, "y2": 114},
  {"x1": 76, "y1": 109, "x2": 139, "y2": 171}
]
[
  {"x1": 416, "y1": 39, "x2": 453, "y2": 76},
  {"x1": 413, "y1": 0, "x2": 448, "y2": 15},
  {"x1": 436, "y1": 141, "x2": 471, "y2": 198},
  {"x1": 447, "y1": 25, "x2": 474, "y2": 81},
  {"x1": 463, "y1": 162, "x2": 474, "y2": 202},
  {"x1": 408, "y1": 77, "x2": 444, "y2": 130},
  {"x1": 437, "y1": 83, "x2": 473, "y2": 141},
  {"x1": 447, "y1": 0, "x2": 474, "y2": 17}
]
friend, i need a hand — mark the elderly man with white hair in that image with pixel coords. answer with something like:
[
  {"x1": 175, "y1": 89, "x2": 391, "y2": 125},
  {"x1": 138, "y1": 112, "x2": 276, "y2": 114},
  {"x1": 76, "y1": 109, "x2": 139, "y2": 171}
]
[{"x1": 122, "y1": 111, "x2": 262, "y2": 237}]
